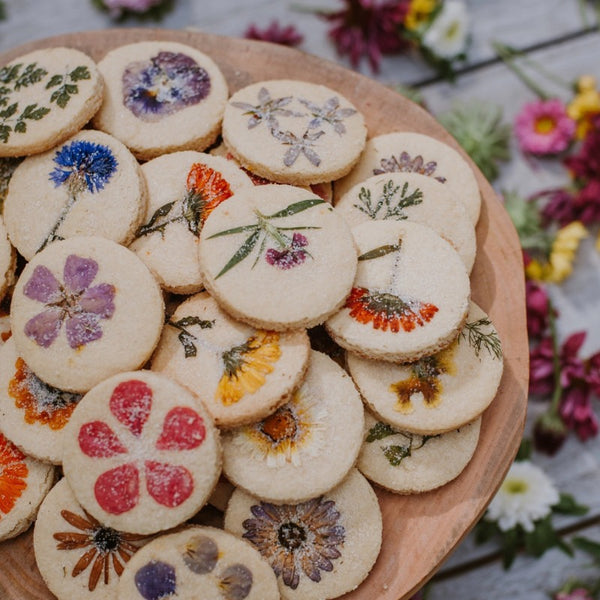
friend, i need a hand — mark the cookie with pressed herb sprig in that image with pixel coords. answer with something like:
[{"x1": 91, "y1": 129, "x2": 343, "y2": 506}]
[
  {"x1": 222, "y1": 79, "x2": 367, "y2": 185},
  {"x1": 0, "y1": 47, "x2": 103, "y2": 157},
  {"x1": 347, "y1": 301, "x2": 503, "y2": 434},
  {"x1": 93, "y1": 41, "x2": 228, "y2": 161},
  {"x1": 0, "y1": 215, "x2": 15, "y2": 301}
]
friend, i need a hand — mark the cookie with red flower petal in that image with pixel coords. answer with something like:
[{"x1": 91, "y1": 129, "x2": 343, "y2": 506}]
[
  {"x1": 0, "y1": 216, "x2": 16, "y2": 302},
  {"x1": 129, "y1": 151, "x2": 253, "y2": 294},
  {"x1": 62, "y1": 371, "x2": 221, "y2": 535}
]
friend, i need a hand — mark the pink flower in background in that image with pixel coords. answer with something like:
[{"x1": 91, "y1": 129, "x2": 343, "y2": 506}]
[
  {"x1": 245, "y1": 20, "x2": 304, "y2": 47},
  {"x1": 556, "y1": 589, "x2": 595, "y2": 600},
  {"x1": 101, "y1": 0, "x2": 165, "y2": 17},
  {"x1": 529, "y1": 336, "x2": 555, "y2": 396}
]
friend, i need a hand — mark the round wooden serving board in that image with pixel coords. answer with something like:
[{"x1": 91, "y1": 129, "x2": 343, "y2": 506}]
[{"x1": 0, "y1": 29, "x2": 528, "y2": 600}]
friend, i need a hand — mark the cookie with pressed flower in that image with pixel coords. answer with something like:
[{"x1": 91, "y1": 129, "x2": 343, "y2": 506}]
[
  {"x1": 116, "y1": 525, "x2": 279, "y2": 600},
  {"x1": 62, "y1": 370, "x2": 221, "y2": 535},
  {"x1": 34, "y1": 478, "x2": 152, "y2": 600},
  {"x1": 0, "y1": 215, "x2": 16, "y2": 301},
  {"x1": 198, "y1": 184, "x2": 357, "y2": 331},
  {"x1": 335, "y1": 172, "x2": 477, "y2": 273},
  {"x1": 10, "y1": 236, "x2": 164, "y2": 393},
  {"x1": 326, "y1": 220, "x2": 470, "y2": 363},
  {"x1": 222, "y1": 79, "x2": 367, "y2": 185},
  {"x1": 151, "y1": 292, "x2": 310, "y2": 428},
  {"x1": 358, "y1": 409, "x2": 481, "y2": 494},
  {"x1": 221, "y1": 349, "x2": 364, "y2": 503},
  {"x1": 0, "y1": 430, "x2": 55, "y2": 541},
  {"x1": 347, "y1": 301, "x2": 503, "y2": 434},
  {"x1": 3, "y1": 130, "x2": 147, "y2": 261},
  {"x1": 129, "y1": 151, "x2": 253, "y2": 294},
  {"x1": 0, "y1": 47, "x2": 103, "y2": 157},
  {"x1": 334, "y1": 131, "x2": 481, "y2": 225},
  {"x1": 93, "y1": 41, "x2": 228, "y2": 161},
  {"x1": 224, "y1": 468, "x2": 381, "y2": 600}
]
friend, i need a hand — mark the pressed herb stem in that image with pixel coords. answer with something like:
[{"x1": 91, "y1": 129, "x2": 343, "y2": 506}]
[{"x1": 37, "y1": 191, "x2": 77, "y2": 252}]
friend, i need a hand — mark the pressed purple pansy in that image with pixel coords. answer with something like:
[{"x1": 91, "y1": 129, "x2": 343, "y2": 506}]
[
  {"x1": 265, "y1": 233, "x2": 309, "y2": 270},
  {"x1": 23, "y1": 254, "x2": 115, "y2": 349},
  {"x1": 134, "y1": 561, "x2": 177, "y2": 600}
]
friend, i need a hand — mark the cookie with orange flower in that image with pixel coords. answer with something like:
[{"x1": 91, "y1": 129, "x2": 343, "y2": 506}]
[{"x1": 0, "y1": 215, "x2": 16, "y2": 302}]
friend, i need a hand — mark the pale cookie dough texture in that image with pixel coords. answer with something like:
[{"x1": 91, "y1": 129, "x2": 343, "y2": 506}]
[
  {"x1": 334, "y1": 131, "x2": 482, "y2": 225},
  {"x1": 223, "y1": 79, "x2": 367, "y2": 185},
  {"x1": 0, "y1": 216, "x2": 15, "y2": 301},
  {"x1": 93, "y1": 41, "x2": 228, "y2": 160}
]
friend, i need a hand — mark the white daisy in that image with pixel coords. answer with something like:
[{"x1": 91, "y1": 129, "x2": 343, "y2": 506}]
[{"x1": 422, "y1": 1, "x2": 470, "y2": 60}]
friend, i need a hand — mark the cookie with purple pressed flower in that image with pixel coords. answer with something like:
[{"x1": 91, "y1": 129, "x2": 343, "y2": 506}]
[
  {"x1": 334, "y1": 131, "x2": 482, "y2": 225},
  {"x1": 116, "y1": 525, "x2": 279, "y2": 600},
  {"x1": 198, "y1": 184, "x2": 357, "y2": 331},
  {"x1": 93, "y1": 41, "x2": 228, "y2": 161},
  {"x1": 335, "y1": 172, "x2": 477, "y2": 273},
  {"x1": 0, "y1": 47, "x2": 103, "y2": 158},
  {"x1": 326, "y1": 220, "x2": 470, "y2": 363},
  {"x1": 129, "y1": 152, "x2": 253, "y2": 295},
  {"x1": 10, "y1": 236, "x2": 164, "y2": 393},
  {"x1": 222, "y1": 79, "x2": 367, "y2": 185},
  {"x1": 0, "y1": 215, "x2": 16, "y2": 301},
  {"x1": 151, "y1": 292, "x2": 310, "y2": 429},
  {"x1": 224, "y1": 468, "x2": 382, "y2": 600},
  {"x1": 4, "y1": 129, "x2": 147, "y2": 261}
]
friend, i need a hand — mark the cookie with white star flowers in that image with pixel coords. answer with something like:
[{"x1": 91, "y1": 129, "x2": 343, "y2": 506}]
[
  {"x1": 222, "y1": 79, "x2": 367, "y2": 185},
  {"x1": 334, "y1": 131, "x2": 481, "y2": 225},
  {"x1": 62, "y1": 370, "x2": 221, "y2": 535},
  {"x1": 3, "y1": 129, "x2": 147, "y2": 261},
  {"x1": 221, "y1": 350, "x2": 364, "y2": 503},
  {"x1": 326, "y1": 220, "x2": 470, "y2": 363},
  {"x1": 335, "y1": 172, "x2": 477, "y2": 273},
  {"x1": 116, "y1": 525, "x2": 279, "y2": 600},
  {"x1": 224, "y1": 468, "x2": 382, "y2": 600},
  {"x1": 151, "y1": 292, "x2": 310, "y2": 429},
  {"x1": 0, "y1": 47, "x2": 103, "y2": 158},
  {"x1": 129, "y1": 151, "x2": 253, "y2": 295},
  {"x1": 198, "y1": 184, "x2": 357, "y2": 331},
  {"x1": 358, "y1": 409, "x2": 481, "y2": 494},
  {"x1": 93, "y1": 41, "x2": 228, "y2": 161},
  {"x1": 0, "y1": 430, "x2": 55, "y2": 541},
  {"x1": 346, "y1": 301, "x2": 503, "y2": 434},
  {"x1": 0, "y1": 215, "x2": 16, "y2": 301},
  {"x1": 10, "y1": 236, "x2": 164, "y2": 393},
  {"x1": 33, "y1": 478, "x2": 153, "y2": 600}
]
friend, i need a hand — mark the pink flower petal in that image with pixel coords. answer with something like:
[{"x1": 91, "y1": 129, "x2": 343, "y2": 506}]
[
  {"x1": 63, "y1": 254, "x2": 98, "y2": 293},
  {"x1": 23, "y1": 265, "x2": 61, "y2": 303},
  {"x1": 145, "y1": 461, "x2": 194, "y2": 507},
  {"x1": 110, "y1": 380, "x2": 153, "y2": 437},
  {"x1": 156, "y1": 407, "x2": 205, "y2": 451},
  {"x1": 94, "y1": 463, "x2": 139, "y2": 514},
  {"x1": 79, "y1": 421, "x2": 128, "y2": 457},
  {"x1": 24, "y1": 308, "x2": 63, "y2": 348}
]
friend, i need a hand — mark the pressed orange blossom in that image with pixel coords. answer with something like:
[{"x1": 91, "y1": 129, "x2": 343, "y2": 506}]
[
  {"x1": 0, "y1": 433, "x2": 28, "y2": 517},
  {"x1": 186, "y1": 162, "x2": 233, "y2": 227}
]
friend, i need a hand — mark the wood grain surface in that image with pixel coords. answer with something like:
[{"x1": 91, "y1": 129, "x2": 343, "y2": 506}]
[{"x1": 0, "y1": 29, "x2": 529, "y2": 600}]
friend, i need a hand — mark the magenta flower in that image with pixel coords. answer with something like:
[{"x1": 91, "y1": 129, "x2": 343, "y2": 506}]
[
  {"x1": 265, "y1": 233, "x2": 309, "y2": 270},
  {"x1": 556, "y1": 589, "x2": 595, "y2": 600},
  {"x1": 23, "y1": 255, "x2": 115, "y2": 349},
  {"x1": 514, "y1": 99, "x2": 576, "y2": 155},
  {"x1": 529, "y1": 336, "x2": 555, "y2": 396},
  {"x1": 565, "y1": 114, "x2": 600, "y2": 181},
  {"x1": 244, "y1": 20, "x2": 304, "y2": 47},
  {"x1": 102, "y1": 0, "x2": 164, "y2": 17},
  {"x1": 526, "y1": 280, "x2": 550, "y2": 339}
]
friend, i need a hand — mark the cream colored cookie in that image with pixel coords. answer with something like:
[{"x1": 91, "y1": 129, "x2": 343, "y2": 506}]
[
  {"x1": 326, "y1": 220, "x2": 470, "y2": 362},
  {"x1": 335, "y1": 172, "x2": 476, "y2": 273},
  {"x1": 199, "y1": 184, "x2": 357, "y2": 331},
  {"x1": 93, "y1": 41, "x2": 228, "y2": 161},
  {"x1": 0, "y1": 157, "x2": 23, "y2": 213},
  {"x1": 0, "y1": 215, "x2": 16, "y2": 301},
  {"x1": 0, "y1": 47, "x2": 103, "y2": 157},
  {"x1": 129, "y1": 151, "x2": 253, "y2": 294},
  {"x1": 347, "y1": 301, "x2": 503, "y2": 434},
  {"x1": 152, "y1": 292, "x2": 310, "y2": 428},
  {"x1": 224, "y1": 468, "x2": 381, "y2": 600},
  {"x1": 62, "y1": 371, "x2": 221, "y2": 535},
  {"x1": 223, "y1": 79, "x2": 367, "y2": 185},
  {"x1": 4, "y1": 129, "x2": 147, "y2": 261},
  {"x1": 334, "y1": 132, "x2": 481, "y2": 225},
  {"x1": 10, "y1": 236, "x2": 164, "y2": 393},
  {"x1": 0, "y1": 307, "x2": 9, "y2": 346},
  {"x1": 358, "y1": 410, "x2": 481, "y2": 494}
]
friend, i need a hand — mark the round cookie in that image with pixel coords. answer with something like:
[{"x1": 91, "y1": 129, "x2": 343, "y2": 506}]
[
  {"x1": 223, "y1": 79, "x2": 367, "y2": 185},
  {"x1": 335, "y1": 172, "x2": 476, "y2": 273},
  {"x1": 10, "y1": 236, "x2": 165, "y2": 393},
  {"x1": 0, "y1": 215, "x2": 16, "y2": 301},
  {"x1": 34, "y1": 478, "x2": 152, "y2": 600},
  {"x1": 62, "y1": 371, "x2": 221, "y2": 535},
  {"x1": 221, "y1": 350, "x2": 364, "y2": 503},
  {"x1": 334, "y1": 131, "x2": 481, "y2": 225},
  {"x1": 358, "y1": 409, "x2": 481, "y2": 494},
  {"x1": 224, "y1": 468, "x2": 382, "y2": 600},
  {"x1": 0, "y1": 338, "x2": 82, "y2": 464},
  {"x1": 151, "y1": 292, "x2": 310, "y2": 428},
  {"x1": 0, "y1": 47, "x2": 103, "y2": 157},
  {"x1": 198, "y1": 184, "x2": 357, "y2": 331},
  {"x1": 0, "y1": 306, "x2": 10, "y2": 346},
  {"x1": 0, "y1": 430, "x2": 55, "y2": 541},
  {"x1": 93, "y1": 41, "x2": 228, "y2": 161},
  {"x1": 129, "y1": 151, "x2": 253, "y2": 294},
  {"x1": 4, "y1": 129, "x2": 147, "y2": 261},
  {"x1": 117, "y1": 526, "x2": 279, "y2": 600},
  {"x1": 326, "y1": 220, "x2": 470, "y2": 362},
  {"x1": 347, "y1": 301, "x2": 503, "y2": 434},
  {"x1": 0, "y1": 157, "x2": 24, "y2": 213}
]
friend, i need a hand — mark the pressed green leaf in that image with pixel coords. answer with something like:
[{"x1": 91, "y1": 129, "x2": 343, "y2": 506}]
[
  {"x1": 358, "y1": 241, "x2": 402, "y2": 261},
  {"x1": 45, "y1": 74, "x2": 63, "y2": 89},
  {"x1": 383, "y1": 444, "x2": 411, "y2": 466},
  {"x1": 366, "y1": 421, "x2": 397, "y2": 442},
  {"x1": 136, "y1": 201, "x2": 176, "y2": 237},
  {"x1": 0, "y1": 63, "x2": 21, "y2": 84},
  {"x1": 0, "y1": 124, "x2": 11, "y2": 143},
  {"x1": 0, "y1": 102, "x2": 17, "y2": 119},
  {"x1": 69, "y1": 66, "x2": 91, "y2": 81},
  {"x1": 174, "y1": 316, "x2": 214, "y2": 329},
  {"x1": 21, "y1": 103, "x2": 50, "y2": 120},
  {"x1": 14, "y1": 63, "x2": 47, "y2": 90},
  {"x1": 207, "y1": 224, "x2": 259, "y2": 239},
  {"x1": 215, "y1": 229, "x2": 261, "y2": 279},
  {"x1": 265, "y1": 198, "x2": 324, "y2": 219},
  {"x1": 13, "y1": 121, "x2": 26, "y2": 133}
]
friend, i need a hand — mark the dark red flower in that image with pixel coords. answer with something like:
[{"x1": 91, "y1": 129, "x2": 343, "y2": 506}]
[
  {"x1": 539, "y1": 188, "x2": 577, "y2": 227},
  {"x1": 533, "y1": 410, "x2": 568, "y2": 456},
  {"x1": 565, "y1": 116, "x2": 600, "y2": 182},
  {"x1": 525, "y1": 280, "x2": 551, "y2": 340},
  {"x1": 265, "y1": 233, "x2": 309, "y2": 270},
  {"x1": 559, "y1": 385, "x2": 599, "y2": 442},
  {"x1": 244, "y1": 20, "x2": 304, "y2": 47},
  {"x1": 529, "y1": 336, "x2": 555, "y2": 396}
]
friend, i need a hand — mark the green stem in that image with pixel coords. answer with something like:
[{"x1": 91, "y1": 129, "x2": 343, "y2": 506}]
[
  {"x1": 256, "y1": 210, "x2": 289, "y2": 248},
  {"x1": 136, "y1": 215, "x2": 183, "y2": 238},
  {"x1": 37, "y1": 191, "x2": 77, "y2": 253}
]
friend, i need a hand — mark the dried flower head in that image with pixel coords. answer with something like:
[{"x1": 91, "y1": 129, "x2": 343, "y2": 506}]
[{"x1": 244, "y1": 20, "x2": 304, "y2": 47}]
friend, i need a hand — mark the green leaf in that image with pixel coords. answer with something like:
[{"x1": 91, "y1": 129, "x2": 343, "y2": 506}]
[
  {"x1": 515, "y1": 438, "x2": 532, "y2": 461},
  {"x1": 383, "y1": 444, "x2": 411, "y2": 466},
  {"x1": 524, "y1": 516, "x2": 559, "y2": 557},
  {"x1": 500, "y1": 527, "x2": 520, "y2": 569},
  {"x1": 14, "y1": 63, "x2": 47, "y2": 90},
  {"x1": 207, "y1": 224, "x2": 260, "y2": 239},
  {"x1": 459, "y1": 317, "x2": 502, "y2": 359},
  {"x1": 573, "y1": 536, "x2": 600, "y2": 562},
  {"x1": 13, "y1": 121, "x2": 26, "y2": 133},
  {"x1": 45, "y1": 74, "x2": 63, "y2": 89},
  {"x1": 366, "y1": 421, "x2": 397, "y2": 442},
  {"x1": 502, "y1": 190, "x2": 552, "y2": 254},
  {"x1": 553, "y1": 493, "x2": 589, "y2": 516},
  {"x1": 0, "y1": 63, "x2": 21, "y2": 85},
  {"x1": 474, "y1": 518, "x2": 499, "y2": 545},
  {"x1": 136, "y1": 201, "x2": 176, "y2": 237},
  {"x1": 0, "y1": 102, "x2": 17, "y2": 119},
  {"x1": 173, "y1": 316, "x2": 214, "y2": 329},
  {"x1": 265, "y1": 198, "x2": 324, "y2": 219},
  {"x1": 0, "y1": 124, "x2": 10, "y2": 143},
  {"x1": 358, "y1": 241, "x2": 402, "y2": 261},
  {"x1": 21, "y1": 103, "x2": 50, "y2": 120},
  {"x1": 69, "y1": 66, "x2": 91, "y2": 81},
  {"x1": 215, "y1": 229, "x2": 261, "y2": 279}
]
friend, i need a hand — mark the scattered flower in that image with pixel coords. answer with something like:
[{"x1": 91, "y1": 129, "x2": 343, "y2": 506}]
[
  {"x1": 244, "y1": 20, "x2": 304, "y2": 47},
  {"x1": 92, "y1": 0, "x2": 175, "y2": 21},
  {"x1": 564, "y1": 114, "x2": 600, "y2": 182},
  {"x1": 265, "y1": 232, "x2": 310, "y2": 269},
  {"x1": 525, "y1": 280, "x2": 551, "y2": 340},
  {"x1": 555, "y1": 588, "x2": 595, "y2": 600},
  {"x1": 421, "y1": 0, "x2": 470, "y2": 60},
  {"x1": 404, "y1": 0, "x2": 437, "y2": 31},
  {"x1": 567, "y1": 75, "x2": 600, "y2": 139}
]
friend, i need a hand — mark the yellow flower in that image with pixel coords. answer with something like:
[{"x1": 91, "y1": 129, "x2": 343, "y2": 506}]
[
  {"x1": 405, "y1": 0, "x2": 438, "y2": 30},
  {"x1": 567, "y1": 75, "x2": 600, "y2": 139}
]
